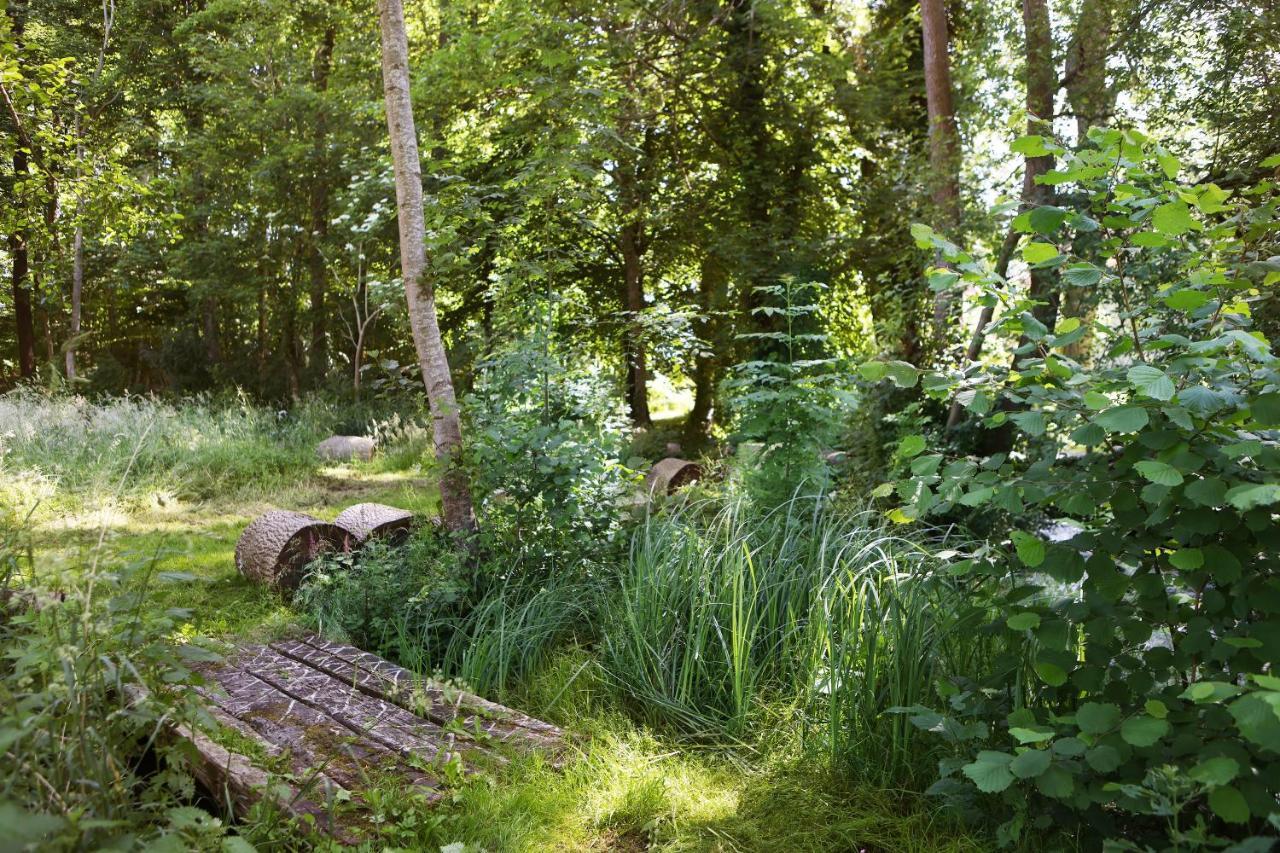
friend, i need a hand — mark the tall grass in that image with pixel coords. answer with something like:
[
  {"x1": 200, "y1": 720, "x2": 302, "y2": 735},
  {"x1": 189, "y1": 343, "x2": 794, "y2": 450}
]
[
  {"x1": 602, "y1": 493, "x2": 1005, "y2": 786},
  {"x1": 0, "y1": 388, "x2": 430, "y2": 515}
]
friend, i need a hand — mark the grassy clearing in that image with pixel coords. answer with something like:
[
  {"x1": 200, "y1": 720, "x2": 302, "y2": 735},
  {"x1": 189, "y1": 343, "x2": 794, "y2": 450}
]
[{"x1": 2, "y1": 392, "x2": 996, "y2": 850}]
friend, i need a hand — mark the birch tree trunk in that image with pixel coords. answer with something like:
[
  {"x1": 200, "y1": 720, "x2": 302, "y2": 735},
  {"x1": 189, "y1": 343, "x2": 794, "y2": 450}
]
[
  {"x1": 920, "y1": 0, "x2": 962, "y2": 337},
  {"x1": 377, "y1": 0, "x2": 475, "y2": 532}
]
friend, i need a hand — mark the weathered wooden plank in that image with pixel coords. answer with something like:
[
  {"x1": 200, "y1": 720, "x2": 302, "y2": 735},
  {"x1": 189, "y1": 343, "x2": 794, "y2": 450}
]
[
  {"x1": 234, "y1": 644, "x2": 500, "y2": 769},
  {"x1": 200, "y1": 660, "x2": 441, "y2": 795},
  {"x1": 284, "y1": 634, "x2": 564, "y2": 748}
]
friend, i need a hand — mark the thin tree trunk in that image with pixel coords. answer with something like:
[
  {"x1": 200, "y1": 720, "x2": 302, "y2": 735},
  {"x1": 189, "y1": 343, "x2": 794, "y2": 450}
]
[
  {"x1": 684, "y1": 250, "x2": 728, "y2": 444},
  {"x1": 619, "y1": 211, "x2": 651, "y2": 426},
  {"x1": 378, "y1": 0, "x2": 475, "y2": 532},
  {"x1": 7, "y1": 0, "x2": 35, "y2": 379},
  {"x1": 944, "y1": 228, "x2": 1018, "y2": 428},
  {"x1": 307, "y1": 23, "x2": 336, "y2": 386},
  {"x1": 67, "y1": 224, "x2": 83, "y2": 380},
  {"x1": 920, "y1": 0, "x2": 962, "y2": 337},
  {"x1": 1021, "y1": 0, "x2": 1058, "y2": 337}
]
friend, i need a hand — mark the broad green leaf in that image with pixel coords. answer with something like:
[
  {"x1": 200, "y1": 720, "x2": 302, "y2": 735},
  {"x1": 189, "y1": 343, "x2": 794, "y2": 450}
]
[
  {"x1": 898, "y1": 435, "x2": 927, "y2": 458},
  {"x1": 1185, "y1": 477, "x2": 1227, "y2": 507},
  {"x1": 1011, "y1": 531, "x2": 1046, "y2": 568},
  {"x1": 1012, "y1": 135, "x2": 1052, "y2": 157},
  {"x1": 1189, "y1": 757, "x2": 1239, "y2": 787},
  {"x1": 1035, "y1": 764, "x2": 1073, "y2": 798},
  {"x1": 857, "y1": 361, "x2": 888, "y2": 382},
  {"x1": 1009, "y1": 749, "x2": 1051, "y2": 779},
  {"x1": 1251, "y1": 392, "x2": 1280, "y2": 427},
  {"x1": 1034, "y1": 661, "x2": 1067, "y2": 686},
  {"x1": 885, "y1": 361, "x2": 920, "y2": 388},
  {"x1": 1010, "y1": 411, "x2": 1046, "y2": 436},
  {"x1": 1134, "y1": 460, "x2": 1183, "y2": 486},
  {"x1": 1083, "y1": 391, "x2": 1111, "y2": 410},
  {"x1": 1119, "y1": 715, "x2": 1169, "y2": 747},
  {"x1": 1168, "y1": 548, "x2": 1203, "y2": 570},
  {"x1": 1164, "y1": 289, "x2": 1209, "y2": 311},
  {"x1": 1095, "y1": 406, "x2": 1149, "y2": 433},
  {"x1": 1152, "y1": 201, "x2": 1195, "y2": 236},
  {"x1": 1062, "y1": 263, "x2": 1103, "y2": 287},
  {"x1": 1022, "y1": 242, "x2": 1059, "y2": 265},
  {"x1": 1084, "y1": 744, "x2": 1121, "y2": 773},
  {"x1": 1229, "y1": 694, "x2": 1280, "y2": 752},
  {"x1": 1225, "y1": 483, "x2": 1280, "y2": 511},
  {"x1": 961, "y1": 751, "x2": 1015, "y2": 793},
  {"x1": 1028, "y1": 206, "x2": 1068, "y2": 235},
  {"x1": 1009, "y1": 727, "x2": 1055, "y2": 744},
  {"x1": 1007, "y1": 612, "x2": 1040, "y2": 631},
  {"x1": 1208, "y1": 786, "x2": 1250, "y2": 824},
  {"x1": 1127, "y1": 365, "x2": 1175, "y2": 401},
  {"x1": 1076, "y1": 702, "x2": 1121, "y2": 734}
]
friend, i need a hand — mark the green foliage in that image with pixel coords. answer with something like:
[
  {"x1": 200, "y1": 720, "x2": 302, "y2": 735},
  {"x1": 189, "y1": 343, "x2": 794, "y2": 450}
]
[
  {"x1": 464, "y1": 333, "x2": 638, "y2": 578},
  {"x1": 871, "y1": 130, "x2": 1280, "y2": 847},
  {"x1": 0, "y1": 520, "x2": 240, "y2": 849},
  {"x1": 602, "y1": 491, "x2": 1003, "y2": 787},
  {"x1": 726, "y1": 280, "x2": 856, "y2": 505},
  {"x1": 295, "y1": 527, "x2": 468, "y2": 662}
]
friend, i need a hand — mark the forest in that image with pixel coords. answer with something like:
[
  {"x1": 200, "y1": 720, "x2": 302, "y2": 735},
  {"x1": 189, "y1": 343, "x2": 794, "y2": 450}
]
[{"x1": 2, "y1": 0, "x2": 1279, "y2": 849}]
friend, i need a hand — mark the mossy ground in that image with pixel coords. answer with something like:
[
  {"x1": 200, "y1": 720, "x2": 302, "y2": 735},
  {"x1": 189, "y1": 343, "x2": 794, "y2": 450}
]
[{"x1": 21, "y1": 464, "x2": 987, "y2": 851}]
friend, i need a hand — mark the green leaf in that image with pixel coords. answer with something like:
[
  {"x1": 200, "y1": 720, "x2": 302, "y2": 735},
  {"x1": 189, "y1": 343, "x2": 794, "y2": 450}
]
[
  {"x1": 1062, "y1": 263, "x2": 1103, "y2": 287},
  {"x1": 1022, "y1": 242, "x2": 1059, "y2": 265},
  {"x1": 1083, "y1": 390, "x2": 1111, "y2": 410},
  {"x1": 1251, "y1": 392, "x2": 1280, "y2": 427},
  {"x1": 1011, "y1": 531, "x2": 1046, "y2": 568},
  {"x1": 1028, "y1": 206, "x2": 1069, "y2": 235},
  {"x1": 885, "y1": 361, "x2": 920, "y2": 388},
  {"x1": 1229, "y1": 694, "x2": 1280, "y2": 752},
  {"x1": 1007, "y1": 612, "x2": 1040, "y2": 631},
  {"x1": 1152, "y1": 201, "x2": 1196, "y2": 236},
  {"x1": 1095, "y1": 406, "x2": 1149, "y2": 433},
  {"x1": 1010, "y1": 411, "x2": 1046, "y2": 436},
  {"x1": 961, "y1": 751, "x2": 1015, "y2": 793},
  {"x1": 1156, "y1": 149, "x2": 1180, "y2": 179},
  {"x1": 1035, "y1": 764, "x2": 1073, "y2": 798},
  {"x1": 1034, "y1": 661, "x2": 1067, "y2": 686},
  {"x1": 1168, "y1": 548, "x2": 1203, "y2": 570},
  {"x1": 1009, "y1": 749, "x2": 1051, "y2": 779},
  {"x1": 1208, "y1": 786, "x2": 1250, "y2": 824},
  {"x1": 1076, "y1": 702, "x2": 1121, "y2": 734},
  {"x1": 1012, "y1": 135, "x2": 1052, "y2": 156},
  {"x1": 1225, "y1": 483, "x2": 1280, "y2": 511},
  {"x1": 1119, "y1": 715, "x2": 1169, "y2": 747},
  {"x1": 1085, "y1": 744, "x2": 1121, "y2": 773},
  {"x1": 1009, "y1": 727, "x2": 1055, "y2": 744},
  {"x1": 1185, "y1": 477, "x2": 1227, "y2": 507},
  {"x1": 898, "y1": 435, "x2": 927, "y2": 458},
  {"x1": 1164, "y1": 289, "x2": 1209, "y2": 311},
  {"x1": 1127, "y1": 365, "x2": 1175, "y2": 401},
  {"x1": 1189, "y1": 757, "x2": 1238, "y2": 787},
  {"x1": 1144, "y1": 700, "x2": 1168, "y2": 719},
  {"x1": 1134, "y1": 460, "x2": 1184, "y2": 487},
  {"x1": 858, "y1": 361, "x2": 888, "y2": 382}
]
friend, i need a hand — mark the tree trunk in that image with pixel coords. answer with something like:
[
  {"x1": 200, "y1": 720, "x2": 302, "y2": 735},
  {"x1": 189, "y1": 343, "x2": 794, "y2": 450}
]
[
  {"x1": 620, "y1": 216, "x2": 651, "y2": 426},
  {"x1": 377, "y1": 0, "x2": 475, "y2": 533},
  {"x1": 307, "y1": 24, "x2": 336, "y2": 386},
  {"x1": 920, "y1": 0, "x2": 962, "y2": 337},
  {"x1": 7, "y1": 2, "x2": 35, "y2": 379},
  {"x1": 1021, "y1": 0, "x2": 1058, "y2": 338},
  {"x1": 67, "y1": 225, "x2": 83, "y2": 381},
  {"x1": 1064, "y1": 0, "x2": 1114, "y2": 141},
  {"x1": 685, "y1": 251, "x2": 728, "y2": 444}
]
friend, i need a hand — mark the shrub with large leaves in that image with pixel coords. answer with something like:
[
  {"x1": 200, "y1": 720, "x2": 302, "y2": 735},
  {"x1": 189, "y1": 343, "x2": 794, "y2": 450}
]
[{"x1": 868, "y1": 130, "x2": 1280, "y2": 847}]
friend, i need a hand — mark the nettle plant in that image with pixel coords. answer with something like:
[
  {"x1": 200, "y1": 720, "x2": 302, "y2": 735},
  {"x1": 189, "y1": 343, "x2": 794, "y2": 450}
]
[{"x1": 865, "y1": 130, "x2": 1280, "y2": 848}]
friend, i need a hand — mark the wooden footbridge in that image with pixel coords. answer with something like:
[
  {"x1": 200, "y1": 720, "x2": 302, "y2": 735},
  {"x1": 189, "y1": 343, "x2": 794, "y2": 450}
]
[{"x1": 184, "y1": 631, "x2": 565, "y2": 840}]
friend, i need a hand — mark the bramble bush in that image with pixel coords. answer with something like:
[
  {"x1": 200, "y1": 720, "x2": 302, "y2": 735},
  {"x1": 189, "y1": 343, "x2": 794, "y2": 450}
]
[{"x1": 865, "y1": 130, "x2": 1280, "y2": 848}]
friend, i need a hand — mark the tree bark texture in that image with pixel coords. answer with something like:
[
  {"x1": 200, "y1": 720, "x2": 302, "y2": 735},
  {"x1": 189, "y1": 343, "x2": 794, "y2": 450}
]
[
  {"x1": 6, "y1": 1, "x2": 36, "y2": 379},
  {"x1": 307, "y1": 23, "x2": 336, "y2": 385},
  {"x1": 233, "y1": 510, "x2": 351, "y2": 593},
  {"x1": 920, "y1": 0, "x2": 962, "y2": 335},
  {"x1": 1021, "y1": 0, "x2": 1058, "y2": 338},
  {"x1": 377, "y1": 0, "x2": 475, "y2": 532}
]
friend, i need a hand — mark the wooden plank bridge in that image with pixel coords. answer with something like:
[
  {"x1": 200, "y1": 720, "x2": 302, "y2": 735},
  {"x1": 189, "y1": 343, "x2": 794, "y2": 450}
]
[{"x1": 182, "y1": 632, "x2": 566, "y2": 840}]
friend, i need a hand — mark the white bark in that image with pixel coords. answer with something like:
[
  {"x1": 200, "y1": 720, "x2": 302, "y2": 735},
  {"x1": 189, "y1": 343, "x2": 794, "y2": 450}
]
[{"x1": 377, "y1": 0, "x2": 475, "y2": 532}]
